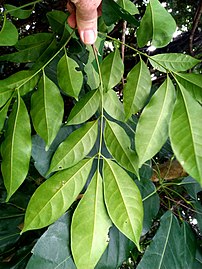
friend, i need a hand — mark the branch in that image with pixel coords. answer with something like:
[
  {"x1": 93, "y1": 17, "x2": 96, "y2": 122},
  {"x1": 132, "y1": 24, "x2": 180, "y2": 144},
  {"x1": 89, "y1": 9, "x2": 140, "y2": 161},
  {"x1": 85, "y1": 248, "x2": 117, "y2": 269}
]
[{"x1": 189, "y1": 0, "x2": 202, "y2": 56}]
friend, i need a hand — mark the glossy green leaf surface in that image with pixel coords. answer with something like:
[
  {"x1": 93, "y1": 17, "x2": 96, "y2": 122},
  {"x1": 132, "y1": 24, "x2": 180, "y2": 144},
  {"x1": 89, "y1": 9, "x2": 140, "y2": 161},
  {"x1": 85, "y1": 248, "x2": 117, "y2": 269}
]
[
  {"x1": 136, "y1": 0, "x2": 176, "y2": 48},
  {"x1": 103, "y1": 159, "x2": 143, "y2": 250},
  {"x1": 174, "y1": 73, "x2": 202, "y2": 103},
  {"x1": 31, "y1": 73, "x2": 64, "y2": 151},
  {"x1": 0, "y1": 18, "x2": 18, "y2": 46},
  {"x1": 170, "y1": 84, "x2": 202, "y2": 185},
  {"x1": 48, "y1": 121, "x2": 98, "y2": 173},
  {"x1": 136, "y1": 77, "x2": 175, "y2": 167},
  {"x1": 26, "y1": 211, "x2": 76, "y2": 269},
  {"x1": 123, "y1": 59, "x2": 151, "y2": 119},
  {"x1": 71, "y1": 171, "x2": 112, "y2": 269},
  {"x1": 102, "y1": 0, "x2": 139, "y2": 26},
  {"x1": 67, "y1": 90, "x2": 100, "y2": 125},
  {"x1": 137, "y1": 211, "x2": 182, "y2": 269},
  {"x1": 57, "y1": 52, "x2": 83, "y2": 100},
  {"x1": 5, "y1": 4, "x2": 32, "y2": 19},
  {"x1": 149, "y1": 53, "x2": 200, "y2": 72},
  {"x1": 103, "y1": 90, "x2": 125, "y2": 122},
  {"x1": 1, "y1": 94, "x2": 31, "y2": 201},
  {"x1": 100, "y1": 49, "x2": 124, "y2": 91},
  {"x1": 22, "y1": 158, "x2": 93, "y2": 232},
  {"x1": 104, "y1": 120, "x2": 138, "y2": 175}
]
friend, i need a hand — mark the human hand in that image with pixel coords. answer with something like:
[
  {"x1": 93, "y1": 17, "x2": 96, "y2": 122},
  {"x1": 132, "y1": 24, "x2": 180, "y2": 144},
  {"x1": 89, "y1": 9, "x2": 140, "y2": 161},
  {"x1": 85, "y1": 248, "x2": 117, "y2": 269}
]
[{"x1": 67, "y1": 0, "x2": 102, "y2": 45}]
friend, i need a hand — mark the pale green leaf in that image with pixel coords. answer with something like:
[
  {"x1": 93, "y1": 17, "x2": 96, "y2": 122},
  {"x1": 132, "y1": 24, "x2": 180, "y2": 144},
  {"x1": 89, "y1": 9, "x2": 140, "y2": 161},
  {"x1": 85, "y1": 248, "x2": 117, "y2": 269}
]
[
  {"x1": 0, "y1": 18, "x2": 18, "y2": 46},
  {"x1": 71, "y1": 171, "x2": 112, "y2": 269},
  {"x1": 31, "y1": 73, "x2": 64, "y2": 151},
  {"x1": 117, "y1": 0, "x2": 139, "y2": 15},
  {"x1": 100, "y1": 49, "x2": 124, "y2": 90},
  {"x1": 22, "y1": 158, "x2": 93, "y2": 232},
  {"x1": 136, "y1": 0, "x2": 176, "y2": 48},
  {"x1": 103, "y1": 159, "x2": 143, "y2": 250},
  {"x1": 137, "y1": 211, "x2": 182, "y2": 269},
  {"x1": 1, "y1": 93, "x2": 31, "y2": 201},
  {"x1": 123, "y1": 59, "x2": 151, "y2": 119},
  {"x1": 67, "y1": 90, "x2": 100, "y2": 125},
  {"x1": 104, "y1": 120, "x2": 138, "y2": 175},
  {"x1": 48, "y1": 121, "x2": 98, "y2": 173},
  {"x1": 57, "y1": 51, "x2": 83, "y2": 100},
  {"x1": 103, "y1": 90, "x2": 125, "y2": 122},
  {"x1": 149, "y1": 53, "x2": 201, "y2": 72},
  {"x1": 174, "y1": 72, "x2": 202, "y2": 103},
  {"x1": 4, "y1": 4, "x2": 32, "y2": 19},
  {"x1": 0, "y1": 98, "x2": 11, "y2": 132},
  {"x1": 136, "y1": 77, "x2": 175, "y2": 167},
  {"x1": 170, "y1": 84, "x2": 202, "y2": 185}
]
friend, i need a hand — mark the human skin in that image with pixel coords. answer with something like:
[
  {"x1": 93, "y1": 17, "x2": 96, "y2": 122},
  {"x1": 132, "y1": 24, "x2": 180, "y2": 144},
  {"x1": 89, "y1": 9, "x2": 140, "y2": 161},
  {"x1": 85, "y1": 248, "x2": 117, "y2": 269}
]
[{"x1": 67, "y1": 0, "x2": 102, "y2": 44}]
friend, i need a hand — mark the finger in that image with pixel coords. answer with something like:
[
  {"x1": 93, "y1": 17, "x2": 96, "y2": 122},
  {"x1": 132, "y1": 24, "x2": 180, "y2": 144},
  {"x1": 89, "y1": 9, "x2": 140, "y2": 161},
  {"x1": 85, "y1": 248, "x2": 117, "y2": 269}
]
[{"x1": 67, "y1": 12, "x2": 77, "y2": 28}]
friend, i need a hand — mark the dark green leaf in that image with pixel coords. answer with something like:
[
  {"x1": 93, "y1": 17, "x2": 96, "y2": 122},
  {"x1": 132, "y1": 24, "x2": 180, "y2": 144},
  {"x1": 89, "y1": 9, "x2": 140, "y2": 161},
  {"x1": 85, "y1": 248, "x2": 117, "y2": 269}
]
[
  {"x1": 137, "y1": 0, "x2": 176, "y2": 48},
  {"x1": 47, "y1": 11, "x2": 68, "y2": 35},
  {"x1": 71, "y1": 171, "x2": 112, "y2": 269},
  {"x1": 170, "y1": 84, "x2": 202, "y2": 185},
  {"x1": 22, "y1": 158, "x2": 94, "y2": 232},
  {"x1": 4, "y1": 4, "x2": 32, "y2": 19},
  {"x1": 0, "y1": 98, "x2": 11, "y2": 132},
  {"x1": 31, "y1": 73, "x2": 64, "y2": 150},
  {"x1": 1, "y1": 93, "x2": 32, "y2": 201},
  {"x1": 0, "y1": 18, "x2": 18, "y2": 46},
  {"x1": 15, "y1": 33, "x2": 53, "y2": 50},
  {"x1": 102, "y1": 0, "x2": 139, "y2": 26},
  {"x1": 67, "y1": 90, "x2": 100, "y2": 125},
  {"x1": 103, "y1": 159, "x2": 143, "y2": 250},
  {"x1": 48, "y1": 121, "x2": 98, "y2": 173},
  {"x1": 123, "y1": 59, "x2": 152, "y2": 119}
]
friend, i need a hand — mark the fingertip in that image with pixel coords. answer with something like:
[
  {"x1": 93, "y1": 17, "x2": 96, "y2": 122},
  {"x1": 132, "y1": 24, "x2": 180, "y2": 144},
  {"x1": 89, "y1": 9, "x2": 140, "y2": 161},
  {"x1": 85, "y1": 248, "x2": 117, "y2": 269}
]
[{"x1": 79, "y1": 29, "x2": 97, "y2": 44}]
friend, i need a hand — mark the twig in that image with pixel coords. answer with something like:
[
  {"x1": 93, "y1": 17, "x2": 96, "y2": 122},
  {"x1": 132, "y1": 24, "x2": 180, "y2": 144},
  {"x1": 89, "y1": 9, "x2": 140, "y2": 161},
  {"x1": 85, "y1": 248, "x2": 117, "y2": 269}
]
[{"x1": 189, "y1": 0, "x2": 202, "y2": 56}]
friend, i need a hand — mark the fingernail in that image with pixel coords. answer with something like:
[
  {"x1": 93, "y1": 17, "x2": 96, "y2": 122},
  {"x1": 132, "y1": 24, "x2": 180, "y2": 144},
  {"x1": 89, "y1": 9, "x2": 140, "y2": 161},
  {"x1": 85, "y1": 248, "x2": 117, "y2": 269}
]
[{"x1": 80, "y1": 30, "x2": 96, "y2": 44}]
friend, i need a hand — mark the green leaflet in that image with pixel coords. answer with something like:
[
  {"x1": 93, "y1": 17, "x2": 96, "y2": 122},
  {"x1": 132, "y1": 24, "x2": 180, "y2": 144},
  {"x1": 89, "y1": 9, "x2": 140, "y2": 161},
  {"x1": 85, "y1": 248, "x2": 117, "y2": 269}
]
[
  {"x1": 104, "y1": 120, "x2": 138, "y2": 176},
  {"x1": 1, "y1": 93, "x2": 31, "y2": 201},
  {"x1": 137, "y1": 211, "x2": 181, "y2": 269},
  {"x1": 149, "y1": 53, "x2": 201, "y2": 72},
  {"x1": 117, "y1": 0, "x2": 139, "y2": 15},
  {"x1": 57, "y1": 51, "x2": 83, "y2": 100},
  {"x1": 103, "y1": 159, "x2": 143, "y2": 250},
  {"x1": 4, "y1": 4, "x2": 32, "y2": 19},
  {"x1": 15, "y1": 33, "x2": 53, "y2": 50},
  {"x1": 67, "y1": 90, "x2": 100, "y2": 125},
  {"x1": 174, "y1": 73, "x2": 202, "y2": 103},
  {"x1": 71, "y1": 171, "x2": 112, "y2": 269},
  {"x1": 48, "y1": 120, "x2": 98, "y2": 173},
  {"x1": 170, "y1": 84, "x2": 202, "y2": 185},
  {"x1": 22, "y1": 158, "x2": 94, "y2": 232},
  {"x1": 0, "y1": 18, "x2": 18, "y2": 46},
  {"x1": 136, "y1": 77, "x2": 175, "y2": 167},
  {"x1": 31, "y1": 73, "x2": 64, "y2": 151},
  {"x1": 103, "y1": 90, "x2": 125, "y2": 122},
  {"x1": 123, "y1": 59, "x2": 152, "y2": 119},
  {"x1": 47, "y1": 10, "x2": 68, "y2": 35},
  {"x1": 100, "y1": 49, "x2": 124, "y2": 91},
  {"x1": 136, "y1": 0, "x2": 176, "y2": 48}
]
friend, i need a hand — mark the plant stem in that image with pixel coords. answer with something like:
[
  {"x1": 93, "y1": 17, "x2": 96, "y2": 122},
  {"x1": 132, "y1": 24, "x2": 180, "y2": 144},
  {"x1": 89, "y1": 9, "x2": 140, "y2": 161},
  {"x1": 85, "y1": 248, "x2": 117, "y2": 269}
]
[{"x1": 4, "y1": 0, "x2": 43, "y2": 13}]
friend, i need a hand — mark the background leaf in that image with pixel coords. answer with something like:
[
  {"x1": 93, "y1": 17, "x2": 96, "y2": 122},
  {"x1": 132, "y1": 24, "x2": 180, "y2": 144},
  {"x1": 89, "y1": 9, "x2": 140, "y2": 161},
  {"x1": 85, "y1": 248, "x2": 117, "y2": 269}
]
[
  {"x1": 100, "y1": 49, "x2": 124, "y2": 91},
  {"x1": 71, "y1": 171, "x2": 112, "y2": 269},
  {"x1": 103, "y1": 159, "x2": 143, "y2": 250},
  {"x1": 0, "y1": 18, "x2": 18, "y2": 46},
  {"x1": 170, "y1": 84, "x2": 202, "y2": 185},
  {"x1": 57, "y1": 51, "x2": 83, "y2": 100},
  {"x1": 136, "y1": 0, "x2": 176, "y2": 48},
  {"x1": 48, "y1": 121, "x2": 98, "y2": 173},
  {"x1": 149, "y1": 53, "x2": 200, "y2": 72},
  {"x1": 31, "y1": 73, "x2": 64, "y2": 150},
  {"x1": 4, "y1": 4, "x2": 32, "y2": 19},
  {"x1": 117, "y1": 0, "x2": 139, "y2": 15},
  {"x1": 1, "y1": 94, "x2": 31, "y2": 201},
  {"x1": 123, "y1": 59, "x2": 152, "y2": 119},
  {"x1": 22, "y1": 158, "x2": 93, "y2": 232},
  {"x1": 136, "y1": 77, "x2": 175, "y2": 167}
]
